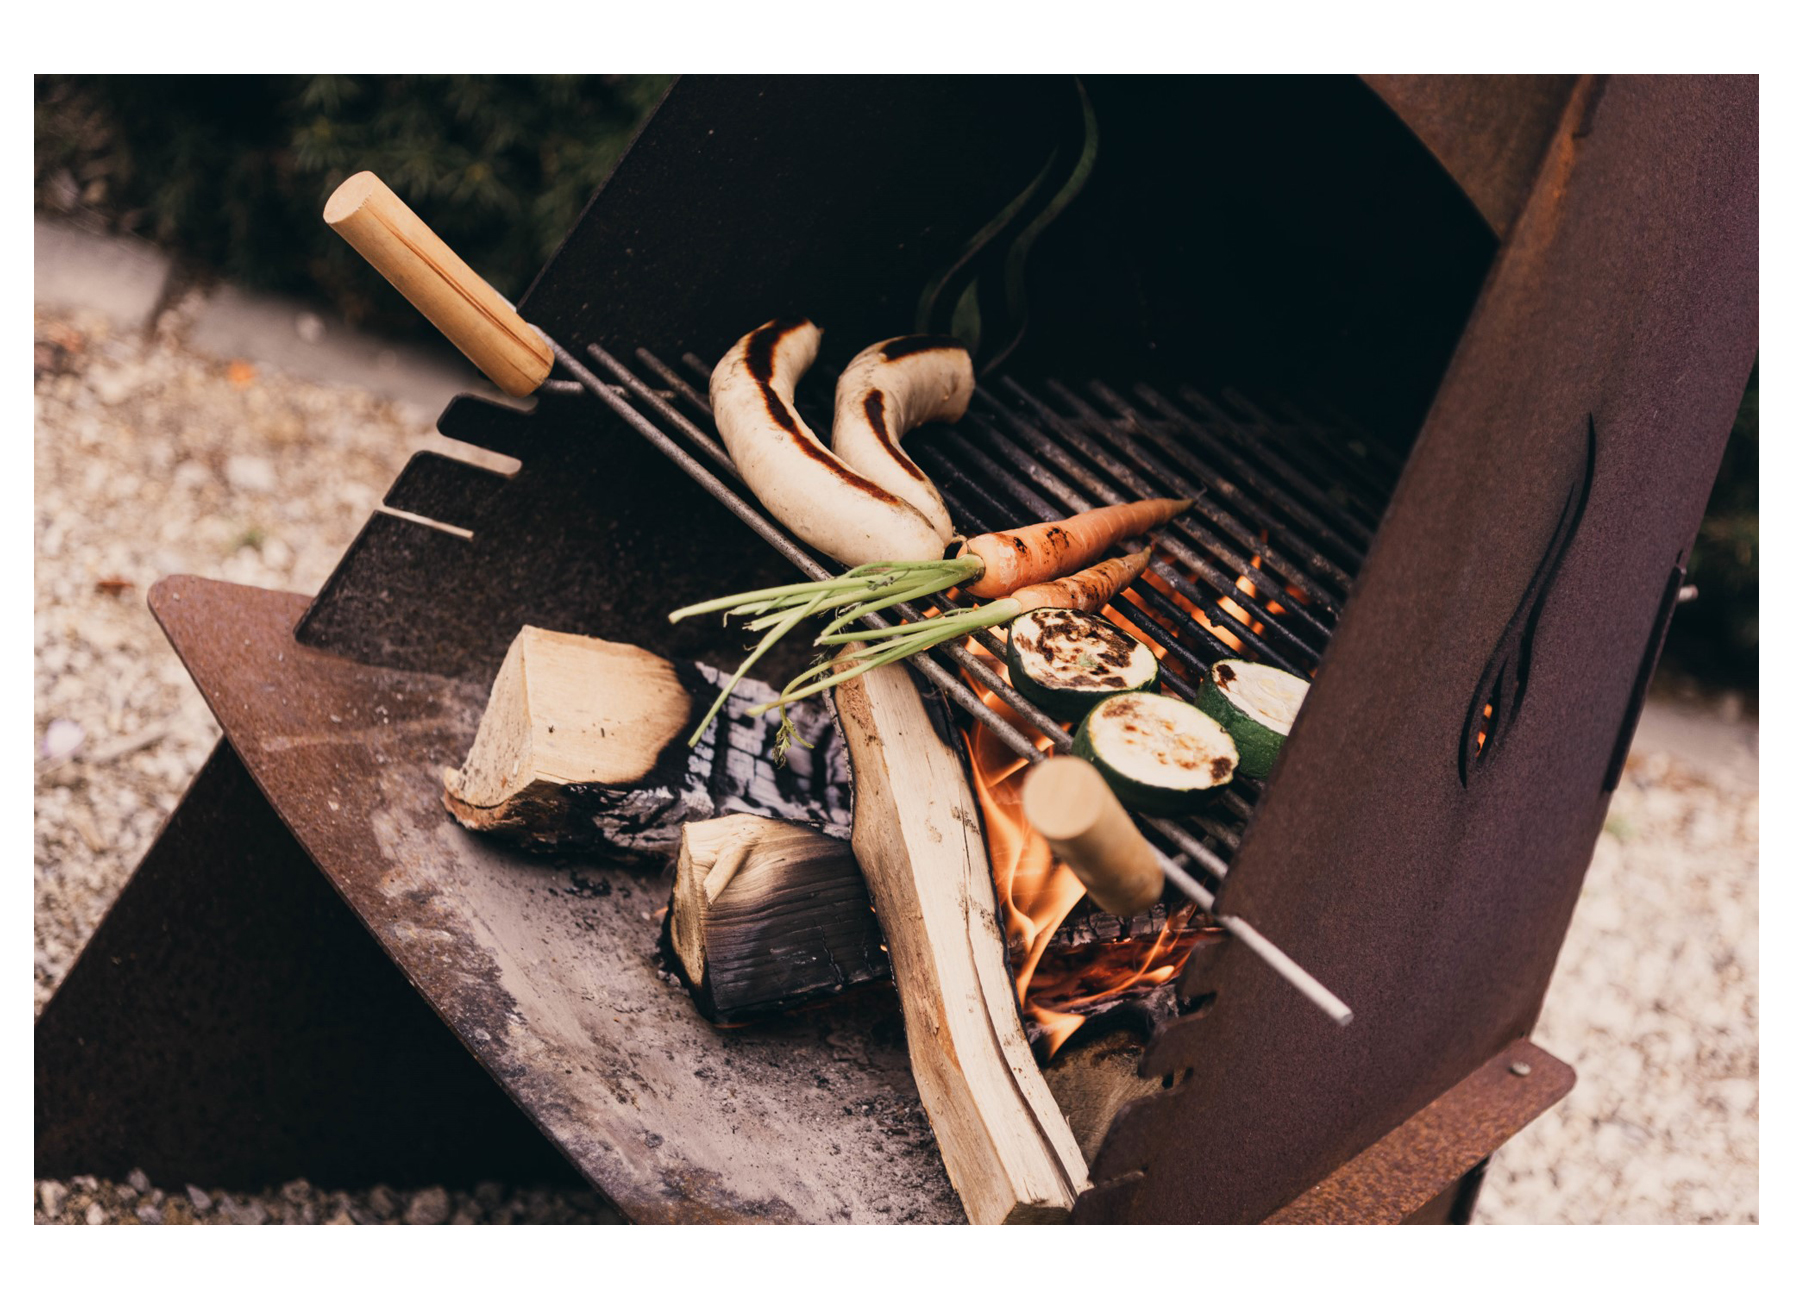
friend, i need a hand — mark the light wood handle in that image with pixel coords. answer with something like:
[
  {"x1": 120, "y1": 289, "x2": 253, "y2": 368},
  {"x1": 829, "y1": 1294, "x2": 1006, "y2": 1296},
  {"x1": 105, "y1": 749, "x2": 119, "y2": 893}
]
[
  {"x1": 324, "y1": 171, "x2": 554, "y2": 397},
  {"x1": 1022, "y1": 756, "x2": 1164, "y2": 917}
]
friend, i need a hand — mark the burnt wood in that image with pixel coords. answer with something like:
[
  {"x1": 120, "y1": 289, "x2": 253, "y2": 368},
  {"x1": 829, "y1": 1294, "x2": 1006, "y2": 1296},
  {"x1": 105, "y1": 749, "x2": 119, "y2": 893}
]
[
  {"x1": 441, "y1": 626, "x2": 850, "y2": 862},
  {"x1": 666, "y1": 816, "x2": 889, "y2": 1024}
]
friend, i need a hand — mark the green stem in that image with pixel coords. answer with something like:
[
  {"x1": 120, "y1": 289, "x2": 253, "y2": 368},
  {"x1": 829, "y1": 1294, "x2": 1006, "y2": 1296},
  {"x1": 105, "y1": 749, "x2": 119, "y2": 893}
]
[
  {"x1": 738, "y1": 573, "x2": 938, "y2": 633},
  {"x1": 748, "y1": 599, "x2": 1022, "y2": 714},
  {"x1": 686, "y1": 591, "x2": 828, "y2": 746},
  {"x1": 672, "y1": 557, "x2": 988, "y2": 745},
  {"x1": 810, "y1": 572, "x2": 964, "y2": 642},
  {"x1": 669, "y1": 575, "x2": 877, "y2": 624},
  {"x1": 814, "y1": 620, "x2": 933, "y2": 645},
  {"x1": 667, "y1": 557, "x2": 980, "y2": 626}
]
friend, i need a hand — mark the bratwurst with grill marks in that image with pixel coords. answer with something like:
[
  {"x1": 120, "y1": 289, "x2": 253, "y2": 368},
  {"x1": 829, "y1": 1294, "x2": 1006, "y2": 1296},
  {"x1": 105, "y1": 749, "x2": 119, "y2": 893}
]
[
  {"x1": 830, "y1": 335, "x2": 973, "y2": 547},
  {"x1": 710, "y1": 319, "x2": 946, "y2": 568}
]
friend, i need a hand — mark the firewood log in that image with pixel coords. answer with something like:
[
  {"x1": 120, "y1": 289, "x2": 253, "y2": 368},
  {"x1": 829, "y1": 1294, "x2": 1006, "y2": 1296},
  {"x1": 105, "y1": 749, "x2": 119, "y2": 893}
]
[
  {"x1": 665, "y1": 815, "x2": 888, "y2": 1023},
  {"x1": 832, "y1": 659, "x2": 1090, "y2": 1224},
  {"x1": 442, "y1": 627, "x2": 849, "y2": 862}
]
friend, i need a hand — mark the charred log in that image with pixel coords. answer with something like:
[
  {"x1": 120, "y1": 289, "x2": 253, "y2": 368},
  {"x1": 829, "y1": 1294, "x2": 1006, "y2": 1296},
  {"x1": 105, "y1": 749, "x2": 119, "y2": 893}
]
[{"x1": 664, "y1": 815, "x2": 888, "y2": 1024}]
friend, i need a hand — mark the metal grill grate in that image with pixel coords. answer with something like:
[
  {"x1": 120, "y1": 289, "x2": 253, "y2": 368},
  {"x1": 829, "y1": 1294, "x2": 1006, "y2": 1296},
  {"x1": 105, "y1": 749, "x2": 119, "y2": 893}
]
[{"x1": 540, "y1": 337, "x2": 1395, "y2": 1020}]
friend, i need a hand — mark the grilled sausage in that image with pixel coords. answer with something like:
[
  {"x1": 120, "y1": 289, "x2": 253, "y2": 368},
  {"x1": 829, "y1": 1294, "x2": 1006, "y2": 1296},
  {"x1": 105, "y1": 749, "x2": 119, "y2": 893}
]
[
  {"x1": 830, "y1": 335, "x2": 973, "y2": 546},
  {"x1": 710, "y1": 319, "x2": 946, "y2": 568}
]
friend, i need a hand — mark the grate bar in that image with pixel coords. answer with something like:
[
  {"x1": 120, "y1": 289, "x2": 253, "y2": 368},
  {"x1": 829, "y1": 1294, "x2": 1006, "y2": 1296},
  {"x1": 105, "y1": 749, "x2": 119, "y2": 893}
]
[
  {"x1": 1182, "y1": 386, "x2": 1385, "y2": 540},
  {"x1": 963, "y1": 399, "x2": 1317, "y2": 672},
  {"x1": 999, "y1": 376, "x2": 1339, "y2": 654},
  {"x1": 1261, "y1": 393, "x2": 1406, "y2": 500},
  {"x1": 1167, "y1": 383, "x2": 1381, "y2": 549},
  {"x1": 1043, "y1": 378, "x2": 1347, "y2": 615},
  {"x1": 1114, "y1": 383, "x2": 1371, "y2": 572},
  {"x1": 1084, "y1": 379, "x2": 1361, "y2": 594},
  {"x1": 1218, "y1": 389, "x2": 1390, "y2": 531},
  {"x1": 915, "y1": 439, "x2": 1295, "y2": 674},
  {"x1": 575, "y1": 343, "x2": 1395, "y2": 1015}
]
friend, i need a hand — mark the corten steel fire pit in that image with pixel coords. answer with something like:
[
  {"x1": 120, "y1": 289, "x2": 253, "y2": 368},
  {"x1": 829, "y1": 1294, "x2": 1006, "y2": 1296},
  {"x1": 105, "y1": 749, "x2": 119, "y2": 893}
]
[{"x1": 36, "y1": 74, "x2": 1757, "y2": 1223}]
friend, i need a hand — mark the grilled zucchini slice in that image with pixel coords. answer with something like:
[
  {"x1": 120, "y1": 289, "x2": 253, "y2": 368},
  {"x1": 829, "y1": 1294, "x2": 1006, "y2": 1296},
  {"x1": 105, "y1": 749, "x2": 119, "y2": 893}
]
[
  {"x1": 1005, "y1": 608, "x2": 1160, "y2": 723},
  {"x1": 1194, "y1": 659, "x2": 1309, "y2": 779},
  {"x1": 1072, "y1": 692, "x2": 1238, "y2": 815}
]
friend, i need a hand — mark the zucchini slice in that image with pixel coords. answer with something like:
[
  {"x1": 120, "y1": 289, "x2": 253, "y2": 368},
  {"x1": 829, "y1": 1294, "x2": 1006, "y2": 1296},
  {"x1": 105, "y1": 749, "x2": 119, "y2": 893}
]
[
  {"x1": 1072, "y1": 692, "x2": 1238, "y2": 815},
  {"x1": 1194, "y1": 659, "x2": 1309, "y2": 779},
  {"x1": 1006, "y1": 608, "x2": 1161, "y2": 722}
]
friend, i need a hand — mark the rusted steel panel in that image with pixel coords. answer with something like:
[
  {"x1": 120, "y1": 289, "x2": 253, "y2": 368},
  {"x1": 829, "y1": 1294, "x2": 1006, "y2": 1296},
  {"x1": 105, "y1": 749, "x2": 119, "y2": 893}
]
[
  {"x1": 149, "y1": 576, "x2": 963, "y2": 1224},
  {"x1": 1265, "y1": 1040, "x2": 1574, "y2": 1224},
  {"x1": 34, "y1": 744, "x2": 584, "y2": 1191},
  {"x1": 1364, "y1": 74, "x2": 1579, "y2": 237},
  {"x1": 296, "y1": 389, "x2": 798, "y2": 681},
  {"x1": 1087, "y1": 74, "x2": 1756, "y2": 1223}
]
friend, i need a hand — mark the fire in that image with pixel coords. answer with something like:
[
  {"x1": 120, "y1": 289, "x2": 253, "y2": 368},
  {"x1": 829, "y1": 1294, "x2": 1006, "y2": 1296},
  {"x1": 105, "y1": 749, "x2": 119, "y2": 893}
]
[
  {"x1": 1153, "y1": 532, "x2": 1316, "y2": 655},
  {"x1": 959, "y1": 638, "x2": 1217, "y2": 1058},
  {"x1": 1145, "y1": 560, "x2": 1268, "y2": 655}
]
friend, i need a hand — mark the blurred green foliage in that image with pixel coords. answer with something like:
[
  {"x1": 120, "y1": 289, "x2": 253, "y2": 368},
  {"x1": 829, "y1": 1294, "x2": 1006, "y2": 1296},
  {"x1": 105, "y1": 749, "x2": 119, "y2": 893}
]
[
  {"x1": 34, "y1": 74, "x2": 671, "y2": 332},
  {"x1": 1663, "y1": 364, "x2": 1757, "y2": 691}
]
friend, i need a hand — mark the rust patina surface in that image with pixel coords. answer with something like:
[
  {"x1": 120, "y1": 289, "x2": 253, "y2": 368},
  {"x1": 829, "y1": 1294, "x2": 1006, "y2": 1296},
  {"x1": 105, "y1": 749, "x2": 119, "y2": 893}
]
[
  {"x1": 147, "y1": 576, "x2": 962, "y2": 1224},
  {"x1": 1083, "y1": 75, "x2": 1756, "y2": 1223},
  {"x1": 1265, "y1": 1040, "x2": 1574, "y2": 1224}
]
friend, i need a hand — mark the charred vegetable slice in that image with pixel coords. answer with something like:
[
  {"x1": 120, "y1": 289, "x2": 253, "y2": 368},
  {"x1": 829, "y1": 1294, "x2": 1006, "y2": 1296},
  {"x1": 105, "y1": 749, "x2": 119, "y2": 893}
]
[
  {"x1": 1005, "y1": 608, "x2": 1159, "y2": 722},
  {"x1": 1194, "y1": 659, "x2": 1309, "y2": 779},
  {"x1": 1072, "y1": 693, "x2": 1238, "y2": 815}
]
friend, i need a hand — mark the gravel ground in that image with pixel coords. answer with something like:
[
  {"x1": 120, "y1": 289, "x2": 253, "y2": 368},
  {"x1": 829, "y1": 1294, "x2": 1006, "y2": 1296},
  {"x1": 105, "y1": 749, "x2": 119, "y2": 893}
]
[
  {"x1": 1478, "y1": 700, "x2": 1759, "y2": 1223},
  {"x1": 32, "y1": 299, "x2": 1757, "y2": 1225},
  {"x1": 33, "y1": 303, "x2": 611, "y2": 1226}
]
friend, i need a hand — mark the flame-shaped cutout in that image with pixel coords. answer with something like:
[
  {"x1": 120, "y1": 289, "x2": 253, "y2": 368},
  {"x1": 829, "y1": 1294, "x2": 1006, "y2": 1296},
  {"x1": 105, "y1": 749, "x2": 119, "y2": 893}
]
[{"x1": 1459, "y1": 416, "x2": 1597, "y2": 786}]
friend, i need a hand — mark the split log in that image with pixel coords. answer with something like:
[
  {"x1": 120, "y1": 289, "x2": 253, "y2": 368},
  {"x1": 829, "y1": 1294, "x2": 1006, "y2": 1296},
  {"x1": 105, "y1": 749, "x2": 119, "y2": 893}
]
[
  {"x1": 832, "y1": 659, "x2": 1090, "y2": 1224},
  {"x1": 666, "y1": 814, "x2": 888, "y2": 1024},
  {"x1": 664, "y1": 827, "x2": 1175, "y2": 1025},
  {"x1": 669, "y1": 808, "x2": 1193, "y2": 1167},
  {"x1": 442, "y1": 626, "x2": 850, "y2": 863}
]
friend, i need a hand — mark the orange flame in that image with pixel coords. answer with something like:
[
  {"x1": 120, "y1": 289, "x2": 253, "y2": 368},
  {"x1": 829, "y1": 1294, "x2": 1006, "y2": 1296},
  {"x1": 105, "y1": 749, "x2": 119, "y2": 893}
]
[{"x1": 959, "y1": 637, "x2": 1216, "y2": 1058}]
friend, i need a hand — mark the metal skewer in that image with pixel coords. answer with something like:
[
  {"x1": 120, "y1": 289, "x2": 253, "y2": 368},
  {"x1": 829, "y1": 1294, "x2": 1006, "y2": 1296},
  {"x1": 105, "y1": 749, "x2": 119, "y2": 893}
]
[{"x1": 1154, "y1": 852, "x2": 1354, "y2": 1026}]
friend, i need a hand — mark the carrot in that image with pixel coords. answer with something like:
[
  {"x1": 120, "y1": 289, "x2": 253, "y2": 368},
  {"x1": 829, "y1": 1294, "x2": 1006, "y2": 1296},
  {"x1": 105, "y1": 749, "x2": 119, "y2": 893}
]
[
  {"x1": 752, "y1": 548, "x2": 1156, "y2": 715},
  {"x1": 1009, "y1": 549, "x2": 1153, "y2": 614},
  {"x1": 960, "y1": 498, "x2": 1191, "y2": 598},
  {"x1": 669, "y1": 498, "x2": 1189, "y2": 746}
]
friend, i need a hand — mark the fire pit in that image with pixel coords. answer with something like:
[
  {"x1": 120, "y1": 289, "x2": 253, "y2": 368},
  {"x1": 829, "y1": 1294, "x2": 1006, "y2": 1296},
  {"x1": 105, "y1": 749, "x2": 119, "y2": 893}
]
[{"x1": 35, "y1": 73, "x2": 1757, "y2": 1223}]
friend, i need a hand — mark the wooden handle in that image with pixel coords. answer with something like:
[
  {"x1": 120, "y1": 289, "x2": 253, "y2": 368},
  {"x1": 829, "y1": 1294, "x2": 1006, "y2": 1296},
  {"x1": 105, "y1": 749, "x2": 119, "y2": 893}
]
[
  {"x1": 324, "y1": 171, "x2": 553, "y2": 397},
  {"x1": 1022, "y1": 756, "x2": 1164, "y2": 917}
]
